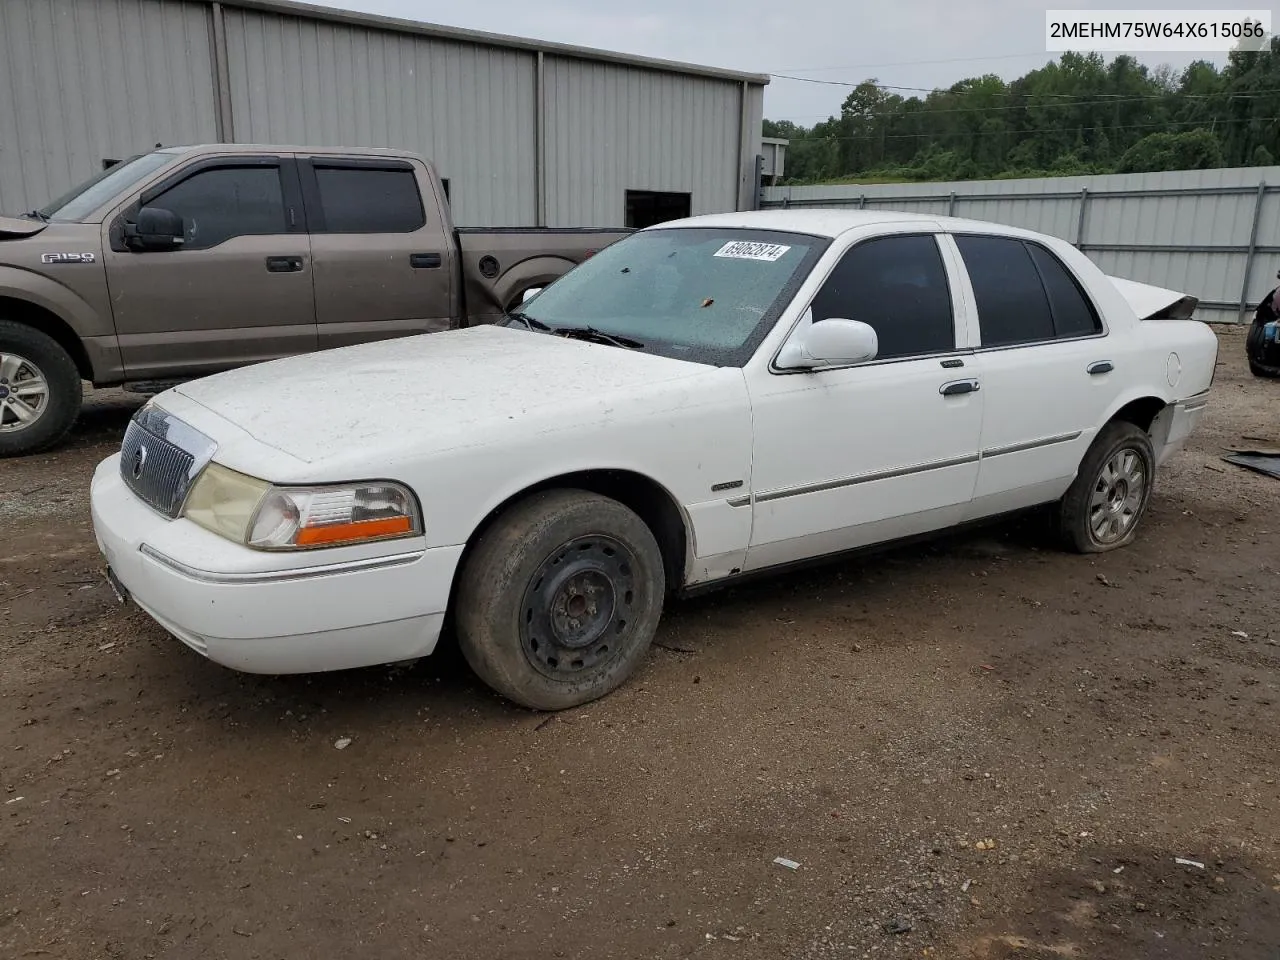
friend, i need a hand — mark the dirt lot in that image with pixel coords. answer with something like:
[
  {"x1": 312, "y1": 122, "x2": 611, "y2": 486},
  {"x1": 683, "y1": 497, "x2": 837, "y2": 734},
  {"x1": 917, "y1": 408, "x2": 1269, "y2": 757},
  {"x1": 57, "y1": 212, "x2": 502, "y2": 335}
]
[{"x1": 2, "y1": 326, "x2": 1279, "y2": 960}]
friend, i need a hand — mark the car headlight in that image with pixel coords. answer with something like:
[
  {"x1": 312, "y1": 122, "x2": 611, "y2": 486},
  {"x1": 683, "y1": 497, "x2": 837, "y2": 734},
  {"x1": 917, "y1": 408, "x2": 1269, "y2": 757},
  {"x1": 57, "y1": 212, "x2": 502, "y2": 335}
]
[{"x1": 182, "y1": 463, "x2": 421, "y2": 550}]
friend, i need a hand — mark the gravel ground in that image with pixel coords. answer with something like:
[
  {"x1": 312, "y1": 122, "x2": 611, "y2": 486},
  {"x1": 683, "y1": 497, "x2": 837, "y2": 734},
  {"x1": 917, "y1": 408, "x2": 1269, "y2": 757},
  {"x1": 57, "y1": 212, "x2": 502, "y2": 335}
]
[{"x1": 2, "y1": 326, "x2": 1278, "y2": 960}]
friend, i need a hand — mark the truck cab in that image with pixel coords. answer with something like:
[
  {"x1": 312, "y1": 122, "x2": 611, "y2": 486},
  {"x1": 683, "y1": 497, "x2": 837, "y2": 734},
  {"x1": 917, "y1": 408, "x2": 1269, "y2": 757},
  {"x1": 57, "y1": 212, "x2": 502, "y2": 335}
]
[{"x1": 0, "y1": 144, "x2": 628, "y2": 456}]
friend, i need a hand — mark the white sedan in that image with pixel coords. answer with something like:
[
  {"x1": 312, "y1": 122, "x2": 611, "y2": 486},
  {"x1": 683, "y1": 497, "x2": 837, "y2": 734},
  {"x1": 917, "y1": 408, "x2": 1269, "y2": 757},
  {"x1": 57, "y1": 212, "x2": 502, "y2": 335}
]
[{"x1": 90, "y1": 210, "x2": 1217, "y2": 710}]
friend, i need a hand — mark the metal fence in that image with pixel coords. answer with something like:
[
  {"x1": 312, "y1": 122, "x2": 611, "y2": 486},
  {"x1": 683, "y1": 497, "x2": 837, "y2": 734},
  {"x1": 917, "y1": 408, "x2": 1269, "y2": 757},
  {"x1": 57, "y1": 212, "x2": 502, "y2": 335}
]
[{"x1": 762, "y1": 166, "x2": 1280, "y2": 325}]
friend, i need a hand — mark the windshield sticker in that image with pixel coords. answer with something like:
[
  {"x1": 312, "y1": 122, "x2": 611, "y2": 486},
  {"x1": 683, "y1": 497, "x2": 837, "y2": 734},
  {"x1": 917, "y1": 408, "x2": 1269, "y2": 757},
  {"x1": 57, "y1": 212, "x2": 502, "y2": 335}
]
[{"x1": 713, "y1": 241, "x2": 791, "y2": 262}]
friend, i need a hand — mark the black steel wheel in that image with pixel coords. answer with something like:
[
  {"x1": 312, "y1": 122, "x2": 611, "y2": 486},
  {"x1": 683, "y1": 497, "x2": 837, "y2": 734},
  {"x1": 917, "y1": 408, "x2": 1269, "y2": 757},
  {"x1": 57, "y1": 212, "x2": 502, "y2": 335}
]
[
  {"x1": 520, "y1": 534, "x2": 638, "y2": 680},
  {"x1": 456, "y1": 489, "x2": 665, "y2": 711}
]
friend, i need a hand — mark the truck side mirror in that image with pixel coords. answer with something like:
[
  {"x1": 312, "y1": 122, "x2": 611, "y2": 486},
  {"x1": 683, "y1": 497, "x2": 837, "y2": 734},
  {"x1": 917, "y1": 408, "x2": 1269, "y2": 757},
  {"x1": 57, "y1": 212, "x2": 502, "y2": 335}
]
[{"x1": 124, "y1": 206, "x2": 185, "y2": 252}]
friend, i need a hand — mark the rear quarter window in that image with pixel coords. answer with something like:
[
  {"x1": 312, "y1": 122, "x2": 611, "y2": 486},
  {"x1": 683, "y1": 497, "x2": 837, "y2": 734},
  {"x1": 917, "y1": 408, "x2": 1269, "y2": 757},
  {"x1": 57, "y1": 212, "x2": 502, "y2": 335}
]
[{"x1": 1028, "y1": 244, "x2": 1103, "y2": 337}]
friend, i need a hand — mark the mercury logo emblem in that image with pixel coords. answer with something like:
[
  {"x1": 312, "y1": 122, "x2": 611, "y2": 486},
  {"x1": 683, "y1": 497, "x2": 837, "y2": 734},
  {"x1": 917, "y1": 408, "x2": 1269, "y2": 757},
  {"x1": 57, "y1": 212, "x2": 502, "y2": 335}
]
[{"x1": 132, "y1": 444, "x2": 148, "y2": 479}]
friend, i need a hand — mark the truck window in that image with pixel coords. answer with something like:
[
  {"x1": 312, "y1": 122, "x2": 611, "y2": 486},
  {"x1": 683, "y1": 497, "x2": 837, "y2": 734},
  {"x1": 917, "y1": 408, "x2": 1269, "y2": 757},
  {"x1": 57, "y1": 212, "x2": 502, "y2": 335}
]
[
  {"x1": 38, "y1": 151, "x2": 173, "y2": 222},
  {"x1": 311, "y1": 167, "x2": 426, "y2": 234},
  {"x1": 150, "y1": 166, "x2": 288, "y2": 251}
]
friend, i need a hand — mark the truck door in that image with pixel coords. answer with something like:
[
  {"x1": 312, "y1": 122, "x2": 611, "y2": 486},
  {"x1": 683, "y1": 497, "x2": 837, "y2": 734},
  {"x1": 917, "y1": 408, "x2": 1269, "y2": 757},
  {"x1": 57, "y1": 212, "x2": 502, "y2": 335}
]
[
  {"x1": 102, "y1": 155, "x2": 317, "y2": 380},
  {"x1": 298, "y1": 157, "x2": 456, "y2": 348}
]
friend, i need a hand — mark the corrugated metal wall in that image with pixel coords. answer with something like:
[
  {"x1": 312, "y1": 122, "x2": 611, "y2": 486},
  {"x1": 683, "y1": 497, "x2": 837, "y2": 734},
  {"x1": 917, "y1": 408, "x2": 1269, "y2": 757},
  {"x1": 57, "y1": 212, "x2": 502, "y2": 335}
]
[
  {"x1": 0, "y1": 0, "x2": 220, "y2": 213},
  {"x1": 1, "y1": 0, "x2": 764, "y2": 226},
  {"x1": 221, "y1": 7, "x2": 537, "y2": 227},
  {"x1": 542, "y1": 59, "x2": 745, "y2": 226},
  {"x1": 763, "y1": 168, "x2": 1280, "y2": 324}
]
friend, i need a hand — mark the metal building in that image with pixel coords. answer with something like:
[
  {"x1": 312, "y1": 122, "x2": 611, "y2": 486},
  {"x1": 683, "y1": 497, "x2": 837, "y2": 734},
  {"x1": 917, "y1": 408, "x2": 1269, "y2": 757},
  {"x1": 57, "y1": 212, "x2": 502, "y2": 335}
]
[
  {"x1": 764, "y1": 166, "x2": 1280, "y2": 324},
  {"x1": 0, "y1": 0, "x2": 768, "y2": 228}
]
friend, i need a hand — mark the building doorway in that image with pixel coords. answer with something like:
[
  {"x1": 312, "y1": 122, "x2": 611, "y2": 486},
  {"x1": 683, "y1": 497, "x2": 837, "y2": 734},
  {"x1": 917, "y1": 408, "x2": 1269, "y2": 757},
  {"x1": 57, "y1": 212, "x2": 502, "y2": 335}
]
[{"x1": 625, "y1": 190, "x2": 691, "y2": 228}]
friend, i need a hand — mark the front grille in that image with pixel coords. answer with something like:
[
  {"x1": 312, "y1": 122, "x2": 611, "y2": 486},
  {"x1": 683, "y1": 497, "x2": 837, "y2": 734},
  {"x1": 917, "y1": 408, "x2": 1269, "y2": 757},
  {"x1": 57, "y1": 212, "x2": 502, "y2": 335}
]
[{"x1": 118, "y1": 407, "x2": 217, "y2": 519}]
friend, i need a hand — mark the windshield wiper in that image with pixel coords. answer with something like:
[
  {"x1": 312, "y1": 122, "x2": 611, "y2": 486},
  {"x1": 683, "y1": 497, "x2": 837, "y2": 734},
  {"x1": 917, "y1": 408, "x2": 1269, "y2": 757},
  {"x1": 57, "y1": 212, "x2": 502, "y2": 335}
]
[
  {"x1": 551, "y1": 325, "x2": 645, "y2": 349},
  {"x1": 22, "y1": 210, "x2": 49, "y2": 222},
  {"x1": 506, "y1": 311, "x2": 552, "y2": 332}
]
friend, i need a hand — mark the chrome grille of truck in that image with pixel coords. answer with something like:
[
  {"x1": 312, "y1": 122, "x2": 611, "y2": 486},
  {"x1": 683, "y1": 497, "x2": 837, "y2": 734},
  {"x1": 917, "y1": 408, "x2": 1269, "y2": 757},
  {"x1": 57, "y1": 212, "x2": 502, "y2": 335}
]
[{"x1": 118, "y1": 406, "x2": 217, "y2": 519}]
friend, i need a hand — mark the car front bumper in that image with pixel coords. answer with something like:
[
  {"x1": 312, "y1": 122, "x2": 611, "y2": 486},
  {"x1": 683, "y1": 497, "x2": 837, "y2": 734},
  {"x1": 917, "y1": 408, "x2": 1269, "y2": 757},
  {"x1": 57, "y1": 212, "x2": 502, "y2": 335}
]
[{"x1": 90, "y1": 454, "x2": 462, "y2": 675}]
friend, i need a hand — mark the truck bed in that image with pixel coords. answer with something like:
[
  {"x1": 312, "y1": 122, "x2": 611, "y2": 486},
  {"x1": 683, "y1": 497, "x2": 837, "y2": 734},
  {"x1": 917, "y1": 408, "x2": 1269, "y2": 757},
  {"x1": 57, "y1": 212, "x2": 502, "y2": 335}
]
[{"x1": 455, "y1": 227, "x2": 632, "y2": 325}]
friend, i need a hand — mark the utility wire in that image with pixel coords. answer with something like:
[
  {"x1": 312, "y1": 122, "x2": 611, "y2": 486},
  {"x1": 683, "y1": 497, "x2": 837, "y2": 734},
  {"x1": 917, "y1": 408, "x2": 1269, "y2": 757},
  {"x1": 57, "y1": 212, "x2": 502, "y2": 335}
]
[
  {"x1": 761, "y1": 88, "x2": 1280, "y2": 124},
  {"x1": 770, "y1": 73, "x2": 1280, "y2": 102},
  {"x1": 768, "y1": 52, "x2": 1052, "y2": 73},
  {"x1": 779, "y1": 114, "x2": 1280, "y2": 145}
]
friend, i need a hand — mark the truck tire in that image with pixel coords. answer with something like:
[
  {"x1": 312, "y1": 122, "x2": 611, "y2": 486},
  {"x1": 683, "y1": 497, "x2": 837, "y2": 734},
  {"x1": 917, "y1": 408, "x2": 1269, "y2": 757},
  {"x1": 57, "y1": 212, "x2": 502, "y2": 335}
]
[
  {"x1": 0, "y1": 321, "x2": 83, "y2": 457},
  {"x1": 1250, "y1": 358, "x2": 1280, "y2": 378},
  {"x1": 1057, "y1": 421, "x2": 1156, "y2": 554},
  {"x1": 1246, "y1": 320, "x2": 1280, "y2": 377},
  {"x1": 455, "y1": 488, "x2": 666, "y2": 711}
]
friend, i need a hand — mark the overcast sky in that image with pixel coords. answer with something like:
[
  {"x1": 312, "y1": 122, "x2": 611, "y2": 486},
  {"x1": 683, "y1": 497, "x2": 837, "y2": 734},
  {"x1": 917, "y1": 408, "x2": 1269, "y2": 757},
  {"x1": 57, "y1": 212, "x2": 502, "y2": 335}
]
[{"x1": 305, "y1": 0, "x2": 1236, "y2": 124}]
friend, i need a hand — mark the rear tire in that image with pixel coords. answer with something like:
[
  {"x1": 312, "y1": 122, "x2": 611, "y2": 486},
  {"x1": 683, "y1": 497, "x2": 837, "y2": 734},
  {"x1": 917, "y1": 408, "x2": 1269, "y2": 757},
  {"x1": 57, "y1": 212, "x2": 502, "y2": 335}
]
[
  {"x1": 0, "y1": 321, "x2": 82, "y2": 457},
  {"x1": 455, "y1": 489, "x2": 666, "y2": 711},
  {"x1": 1057, "y1": 421, "x2": 1156, "y2": 554},
  {"x1": 1246, "y1": 321, "x2": 1280, "y2": 377}
]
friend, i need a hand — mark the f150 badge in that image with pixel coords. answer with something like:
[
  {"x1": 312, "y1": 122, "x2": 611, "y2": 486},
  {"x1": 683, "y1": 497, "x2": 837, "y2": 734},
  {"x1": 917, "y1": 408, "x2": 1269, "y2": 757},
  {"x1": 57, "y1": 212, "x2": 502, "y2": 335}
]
[{"x1": 42, "y1": 252, "x2": 96, "y2": 264}]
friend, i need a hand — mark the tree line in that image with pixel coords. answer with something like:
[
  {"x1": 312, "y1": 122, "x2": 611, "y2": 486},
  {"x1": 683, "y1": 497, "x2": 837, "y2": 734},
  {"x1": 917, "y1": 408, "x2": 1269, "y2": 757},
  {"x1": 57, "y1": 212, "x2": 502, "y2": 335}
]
[{"x1": 764, "y1": 40, "x2": 1280, "y2": 183}]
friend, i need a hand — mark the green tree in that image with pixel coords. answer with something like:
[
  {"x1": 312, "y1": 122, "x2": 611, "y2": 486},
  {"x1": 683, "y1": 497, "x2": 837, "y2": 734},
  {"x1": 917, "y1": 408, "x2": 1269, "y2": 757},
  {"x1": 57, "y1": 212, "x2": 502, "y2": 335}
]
[
  {"x1": 766, "y1": 47, "x2": 1278, "y2": 183},
  {"x1": 1115, "y1": 129, "x2": 1225, "y2": 172}
]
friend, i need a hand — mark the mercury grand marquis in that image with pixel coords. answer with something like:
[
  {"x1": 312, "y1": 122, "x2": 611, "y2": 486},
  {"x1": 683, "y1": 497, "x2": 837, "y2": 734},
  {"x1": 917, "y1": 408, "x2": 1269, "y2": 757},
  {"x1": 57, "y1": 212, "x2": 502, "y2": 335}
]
[{"x1": 90, "y1": 210, "x2": 1218, "y2": 710}]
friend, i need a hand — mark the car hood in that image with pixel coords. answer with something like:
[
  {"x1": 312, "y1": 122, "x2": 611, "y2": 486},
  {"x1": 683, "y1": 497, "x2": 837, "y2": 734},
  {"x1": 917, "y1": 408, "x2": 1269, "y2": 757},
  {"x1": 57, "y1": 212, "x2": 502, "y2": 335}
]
[
  {"x1": 0, "y1": 215, "x2": 48, "y2": 239},
  {"x1": 169, "y1": 325, "x2": 714, "y2": 465}
]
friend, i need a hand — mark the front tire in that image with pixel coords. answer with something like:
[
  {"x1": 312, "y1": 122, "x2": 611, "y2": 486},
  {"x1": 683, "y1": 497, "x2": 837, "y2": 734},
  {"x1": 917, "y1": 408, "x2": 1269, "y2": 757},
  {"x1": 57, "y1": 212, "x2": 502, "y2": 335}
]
[
  {"x1": 455, "y1": 489, "x2": 666, "y2": 711},
  {"x1": 1058, "y1": 421, "x2": 1156, "y2": 554},
  {"x1": 0, "y1": 321, "x2": 83, "y2": 457}
]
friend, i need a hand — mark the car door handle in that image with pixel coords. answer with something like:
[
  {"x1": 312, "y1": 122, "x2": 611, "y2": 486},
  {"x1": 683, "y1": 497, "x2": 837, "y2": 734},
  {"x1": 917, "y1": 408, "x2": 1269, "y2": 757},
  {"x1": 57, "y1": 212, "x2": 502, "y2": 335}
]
[
  {"x1": 1087, "y1": 361, "x2": 1114, "y2": 375},
  {"x1": 410, "y1": 252, "x2": 442, "y2": 269},
  {"x1": 265, "y1": 256, "x2": 303, "y2": 273},
  {"x1": 940, "y1": 379, "x2": 980, "y2": 396}
]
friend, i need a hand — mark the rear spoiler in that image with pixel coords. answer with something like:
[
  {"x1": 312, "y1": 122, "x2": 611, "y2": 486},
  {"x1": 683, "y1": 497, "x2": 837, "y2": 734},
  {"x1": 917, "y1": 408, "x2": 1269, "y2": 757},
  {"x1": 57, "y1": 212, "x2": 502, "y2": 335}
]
[{"x1": 1106, "y1": 275, "x2": 1199, "y2": 322}]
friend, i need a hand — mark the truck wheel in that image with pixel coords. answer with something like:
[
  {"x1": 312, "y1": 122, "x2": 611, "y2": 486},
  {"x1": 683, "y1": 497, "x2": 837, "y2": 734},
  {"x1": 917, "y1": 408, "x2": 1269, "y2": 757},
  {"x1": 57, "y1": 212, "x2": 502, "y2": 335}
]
[
  {"x1": 1248, "y1": 358, "x2": 1280, "y2": 378},
  {"x1": 455, "y1": 489, "x2": 665, "y2": 711},
  {"x1": 0, "y1": 321, "x2": 83, "y2": 457},
  {"x1": 1057, "y1": 421, "x2": 1155, "y2": 554}
]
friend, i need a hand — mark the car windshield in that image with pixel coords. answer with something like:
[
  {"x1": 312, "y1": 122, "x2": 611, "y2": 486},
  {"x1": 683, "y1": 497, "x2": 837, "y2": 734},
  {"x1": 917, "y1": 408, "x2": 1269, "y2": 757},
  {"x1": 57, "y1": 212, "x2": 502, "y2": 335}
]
[
  {"x1": 514, "y1": 227, "x2": 829, "y2": 366},
  {"x1": 37, "y1": 152, "x2": 175, "y2": 222}
]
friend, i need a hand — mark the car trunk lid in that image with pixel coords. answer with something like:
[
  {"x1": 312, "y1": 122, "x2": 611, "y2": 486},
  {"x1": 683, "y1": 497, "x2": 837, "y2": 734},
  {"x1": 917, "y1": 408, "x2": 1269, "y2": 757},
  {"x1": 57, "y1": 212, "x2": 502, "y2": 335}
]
[{"x1": 1106, "y1": 275, "x2": 1199, "y2": 322}]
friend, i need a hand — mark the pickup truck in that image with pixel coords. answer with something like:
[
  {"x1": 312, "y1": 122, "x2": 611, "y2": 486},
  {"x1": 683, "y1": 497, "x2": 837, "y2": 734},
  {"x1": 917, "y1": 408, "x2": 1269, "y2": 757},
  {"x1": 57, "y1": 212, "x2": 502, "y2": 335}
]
[
  {"x1": 90, "y1": 209, "x2": 1218, "y2": 711},
  {"x1": 0, "y1": 144, "x2": 628, "y2": 456}
]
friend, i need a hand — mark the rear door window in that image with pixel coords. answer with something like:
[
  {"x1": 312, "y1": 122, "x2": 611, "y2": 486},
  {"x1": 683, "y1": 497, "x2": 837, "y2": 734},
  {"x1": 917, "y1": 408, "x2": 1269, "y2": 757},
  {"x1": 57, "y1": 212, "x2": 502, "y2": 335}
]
[
  {"x1": 310, "y1": 165, "x2": 425, "y2": 233},
  {"x1": 955, "y1": 234, "x2": 1055, "y2": 347}
]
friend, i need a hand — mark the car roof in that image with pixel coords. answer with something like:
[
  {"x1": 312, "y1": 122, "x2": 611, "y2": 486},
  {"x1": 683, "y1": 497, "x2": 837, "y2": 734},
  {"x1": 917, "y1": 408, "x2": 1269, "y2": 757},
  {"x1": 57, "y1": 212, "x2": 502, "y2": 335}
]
[{"x1": 656, "y1": 208, "x2": 1052, "y2": 243}]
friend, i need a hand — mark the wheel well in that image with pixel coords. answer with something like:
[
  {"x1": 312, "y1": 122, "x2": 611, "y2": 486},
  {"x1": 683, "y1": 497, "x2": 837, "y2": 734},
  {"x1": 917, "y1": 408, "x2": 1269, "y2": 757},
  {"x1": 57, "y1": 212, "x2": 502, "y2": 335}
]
[
  {"x1": 0, "y1": 297, "x2": 93, "y2": 381},
  {"x1": 448, "y1": 470, "x2": 689, "y2": 613},
  {"x1": 1110, "y1": 396, "x2": 1166, "y2": 433}
]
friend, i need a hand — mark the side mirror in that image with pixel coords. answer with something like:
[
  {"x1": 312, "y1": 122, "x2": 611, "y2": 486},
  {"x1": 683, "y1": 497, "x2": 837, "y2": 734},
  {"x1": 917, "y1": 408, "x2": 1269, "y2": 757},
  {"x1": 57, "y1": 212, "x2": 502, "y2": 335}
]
[
  {"x1": 776, "y1": 316, "x2": 878, "y2": 369},
  {"x1": 521, "y1": 286, "x2": 544, "y2": 303},
  {"x1": 124, "y1": 206, "x2": 184, "y2": 252}
]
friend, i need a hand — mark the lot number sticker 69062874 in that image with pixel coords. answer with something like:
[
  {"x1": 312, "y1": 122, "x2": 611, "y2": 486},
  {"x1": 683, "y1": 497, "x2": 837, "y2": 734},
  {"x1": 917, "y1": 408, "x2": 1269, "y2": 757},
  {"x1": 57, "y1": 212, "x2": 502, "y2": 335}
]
[{"x1": 713, "y1": 241, "x2": 791, "y2": 262}]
